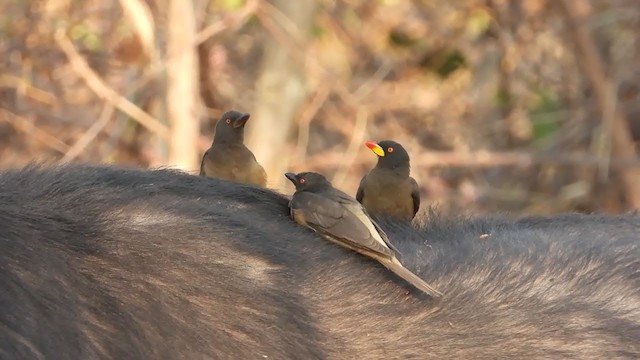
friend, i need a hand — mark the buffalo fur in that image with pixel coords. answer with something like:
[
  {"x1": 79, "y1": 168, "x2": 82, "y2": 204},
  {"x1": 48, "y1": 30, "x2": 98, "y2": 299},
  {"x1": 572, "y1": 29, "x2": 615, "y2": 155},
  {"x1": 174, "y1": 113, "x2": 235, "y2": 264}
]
[{"x1": 0, "y1": 163, "x2": 639, "y2": 359}]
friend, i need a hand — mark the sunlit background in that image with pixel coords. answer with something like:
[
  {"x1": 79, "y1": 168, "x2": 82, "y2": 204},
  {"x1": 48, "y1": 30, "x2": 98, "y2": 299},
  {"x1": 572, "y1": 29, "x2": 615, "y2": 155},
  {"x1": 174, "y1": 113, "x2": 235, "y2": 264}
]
[{"x1": 1, "y1": 0, "x2": 639, "y2": 215}]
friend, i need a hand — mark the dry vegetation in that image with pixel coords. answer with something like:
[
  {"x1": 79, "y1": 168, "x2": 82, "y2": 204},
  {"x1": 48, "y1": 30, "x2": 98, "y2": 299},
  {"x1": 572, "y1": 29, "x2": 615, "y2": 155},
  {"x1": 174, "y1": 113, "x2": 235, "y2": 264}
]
[{"x1": 1, "y1": 0, "x2": 639, "y2": 216}]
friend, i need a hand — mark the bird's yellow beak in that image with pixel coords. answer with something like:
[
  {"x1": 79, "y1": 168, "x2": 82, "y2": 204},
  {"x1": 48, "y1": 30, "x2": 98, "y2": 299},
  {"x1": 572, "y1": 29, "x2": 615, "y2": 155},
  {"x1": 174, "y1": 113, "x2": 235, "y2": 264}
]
[{"x1": 365, "y1": 141, "x2": 385, "y2": 157}]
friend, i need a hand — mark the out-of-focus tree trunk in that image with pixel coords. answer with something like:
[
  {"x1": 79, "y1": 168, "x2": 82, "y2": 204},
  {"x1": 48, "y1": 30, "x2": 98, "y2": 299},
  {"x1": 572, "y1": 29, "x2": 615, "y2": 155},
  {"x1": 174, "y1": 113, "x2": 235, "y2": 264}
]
[
  {"x1": 556, "y1": 0, "x2": 640, "y2": 210},
  {"x1": 246, "y1": 0, "x2": 317, "y2": 190},
  {"x1": 165, "y1": 0, "x2": 200, "y2": 172}
]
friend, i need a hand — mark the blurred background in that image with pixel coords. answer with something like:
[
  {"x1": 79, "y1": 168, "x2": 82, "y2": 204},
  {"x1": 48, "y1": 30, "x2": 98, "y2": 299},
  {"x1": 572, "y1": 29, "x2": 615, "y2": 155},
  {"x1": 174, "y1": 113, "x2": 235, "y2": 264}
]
[{"x1": 1, "y1": 0, "x2": 639, "y2": 216}]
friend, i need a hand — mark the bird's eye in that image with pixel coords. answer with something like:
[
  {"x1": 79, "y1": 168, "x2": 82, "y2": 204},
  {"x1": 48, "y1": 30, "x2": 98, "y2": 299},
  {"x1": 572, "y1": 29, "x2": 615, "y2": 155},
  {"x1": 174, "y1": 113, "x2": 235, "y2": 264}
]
[
  {"x1": 299, "y1": 178, "x2": 305, "y2": 184},
  {"x1": 387, "y1": 147, "x2": 394, "y2": 153},
  {"x1": 225, "y1": 118, "x2": 231, "y2": 124}
]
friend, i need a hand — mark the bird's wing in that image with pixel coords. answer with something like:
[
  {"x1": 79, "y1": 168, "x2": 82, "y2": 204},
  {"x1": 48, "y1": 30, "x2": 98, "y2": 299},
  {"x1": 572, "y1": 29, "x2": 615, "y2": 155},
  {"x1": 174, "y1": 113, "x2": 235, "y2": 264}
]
[
  {"x1": 368, "y1": 215, "x2": 399, "y2": 253},
  {"x1": 255, "y1": 163, "x2": 268, "y2": 186},
  {"x1": 355, "y1": 175, "x2": 367, "y2": 203},
  {"x1": 199, "y1": 149, "x2": 210, "y2": 176},
  {"x1": 290, "y1": 192, "x2": 394, "y2": 258},
  {"x1": 410, "y1": 177, "x2": 421, "y2": 217},
  {"x1": 238, "y1": 146, "x2": 267, "y2": 186},
  {"x1": 335, "y1": 191, "x2": 398, "y2": 253}
]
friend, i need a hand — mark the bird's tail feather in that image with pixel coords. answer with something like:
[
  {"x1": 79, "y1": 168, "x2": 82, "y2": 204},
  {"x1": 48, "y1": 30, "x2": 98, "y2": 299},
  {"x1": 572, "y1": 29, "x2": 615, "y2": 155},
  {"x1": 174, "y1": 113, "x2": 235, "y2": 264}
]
[{"x1": 383, "y1": 258, "x2": 443, "y2": 298}]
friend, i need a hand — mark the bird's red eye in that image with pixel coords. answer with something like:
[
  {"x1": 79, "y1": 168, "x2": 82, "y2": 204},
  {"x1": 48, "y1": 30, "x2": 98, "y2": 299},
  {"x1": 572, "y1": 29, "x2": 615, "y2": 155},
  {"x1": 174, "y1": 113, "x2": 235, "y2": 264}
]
[
  {"x1": 225, "y1": 118, "x2": 231, "y2": 124},
  {"x1": 299, "y1": 178, "x2": 305, "y2": 184},
  {"x1": 387, "y1": 147, "x2": 394, "y2": 153}
]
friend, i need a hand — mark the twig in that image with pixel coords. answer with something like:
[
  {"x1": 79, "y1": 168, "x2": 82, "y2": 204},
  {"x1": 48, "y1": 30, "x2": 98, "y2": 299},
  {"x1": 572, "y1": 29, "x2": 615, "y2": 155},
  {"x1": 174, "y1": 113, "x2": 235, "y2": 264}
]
[
  {"x1": 117, "y1": 0, "x2": 259, "y2": 99},
  {"x1": 0, "y1": 75, "x2": 58, "y2": 106},
  {"x1": 293, "y1": 86, "x2": 331, "y2": 161},
  {"x1": 258, "y1": 1, "x2": 307, "y2": 46},
  {"x1": 556, "y1": 0, "x2": 640, "y2": 209},
  {"x1": 331, "y1": 107, "x2": 369, "y2": 187},
  {"x1": 0, "y1": 108, "x2": 69, "y2": 153},
  {"x1": 255, "y1": 0, "x2": 383, "y2": 187},
  {"x1": 255, "y1": 2, "x2": 368, "y2": 110},
  {"x1": 292, "y1": 150, "x2": 640, "y2": 171},
  {"x1": 59, "y1": 104, "x2": 114, "y2": 163},
  {"x1": 117, "y1": 0, "x2": 157, "y2": 63},
  {"x1": 54, "y1": 29, "x2": 170, "y2": 140},
  {"x1": 353, "y1": 61, "x2": 394, "y2": 100},
  {"x1": 195, "y1": 0, "x2": 259, "y2": 46}
]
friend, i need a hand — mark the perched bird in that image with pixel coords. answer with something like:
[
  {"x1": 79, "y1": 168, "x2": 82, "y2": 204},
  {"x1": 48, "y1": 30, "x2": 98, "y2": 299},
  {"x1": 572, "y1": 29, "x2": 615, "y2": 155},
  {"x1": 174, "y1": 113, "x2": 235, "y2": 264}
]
[
  {"x1": 284, "y1": 171, "x2": 442, "y2": 298},
  {"x1": 200, "y1": 111, "x2": 267, "y2": 187},
  {"x1": 356, "y1": 140, "x2": 420, "y2": 222}
]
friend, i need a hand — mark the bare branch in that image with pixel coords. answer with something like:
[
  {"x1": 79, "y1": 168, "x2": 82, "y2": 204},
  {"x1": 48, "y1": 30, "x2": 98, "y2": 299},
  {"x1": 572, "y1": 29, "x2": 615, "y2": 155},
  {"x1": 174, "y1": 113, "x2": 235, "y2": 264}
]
[
  {"x1": 59, "y1": 104, "x2": 114, "y2": 164},
  {"x1": 331, "y1": 108, "x2": 369, "y2": 187},
  {"x1": 293, "y1": 150, "x2": 640, "y2": 171},
  {"x1": 54, "y1": 29, "x2": 170, "y2": 140},
  {"x1": 293, "y1": 86, "x2": 331, "y2": 161},
  {"x1": 0, "y1": 74, "x2": 58, "y2": 106},
  {"x1": 195, "y1": 0, "x2": 259, "y2": 46},
  {"x1": 0, "y1": 108, "x2": 69, "y2": 154},
  {"x1": 117, "y1": 0, "x2": 157, "y2": 63}
]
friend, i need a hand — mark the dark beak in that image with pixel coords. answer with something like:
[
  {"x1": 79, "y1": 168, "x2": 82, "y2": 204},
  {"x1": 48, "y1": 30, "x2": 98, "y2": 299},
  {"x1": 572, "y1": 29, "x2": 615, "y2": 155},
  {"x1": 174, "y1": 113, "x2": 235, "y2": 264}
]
[
  {"x1": 233, "y1": 113, "x2": 251, "y2": 128},
  {"x1": 284, "y1": 172, "x2": 298, "y2": 184}
]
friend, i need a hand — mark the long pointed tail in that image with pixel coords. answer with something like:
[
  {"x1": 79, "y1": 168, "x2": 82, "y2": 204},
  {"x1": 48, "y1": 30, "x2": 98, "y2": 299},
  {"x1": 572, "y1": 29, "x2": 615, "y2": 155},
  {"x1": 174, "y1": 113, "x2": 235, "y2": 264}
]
[{"x1": 383, "y1": 258, "x2": 443, "y2": 299}]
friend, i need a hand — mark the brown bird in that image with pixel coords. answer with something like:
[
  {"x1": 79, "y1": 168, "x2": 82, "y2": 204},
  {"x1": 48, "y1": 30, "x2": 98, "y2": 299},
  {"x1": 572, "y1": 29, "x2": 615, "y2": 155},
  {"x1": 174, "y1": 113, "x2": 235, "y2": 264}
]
[
  {"x1": 200, "y1": 111, "x2": 267, "y2": 187},
  {"x1": 356, "y1": 140, "x2": 420, "y2": 222},
  {"x1": 285, "y1": 171, "x2": 442, "y2": 298}
]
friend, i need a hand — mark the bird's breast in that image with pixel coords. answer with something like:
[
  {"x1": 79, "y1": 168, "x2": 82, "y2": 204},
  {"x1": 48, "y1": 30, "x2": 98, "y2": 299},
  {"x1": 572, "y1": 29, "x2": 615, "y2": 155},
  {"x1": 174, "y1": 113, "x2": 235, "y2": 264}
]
[{"x1": 362, "y1": 179, "x2": 415, "y2": 220}]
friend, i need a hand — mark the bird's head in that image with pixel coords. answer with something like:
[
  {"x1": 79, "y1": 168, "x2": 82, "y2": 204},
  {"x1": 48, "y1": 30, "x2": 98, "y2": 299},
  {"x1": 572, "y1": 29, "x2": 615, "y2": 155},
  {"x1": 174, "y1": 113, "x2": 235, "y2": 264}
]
[
  {"x1": 364, "y1": 140, "x2": 411, "y2": 171},
  {"x1": 212, "y1": 110, "x2": 251, "y2": 144},
  {"x1": 284, "y1": 171, "x2": 333, "y2": 192}
]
